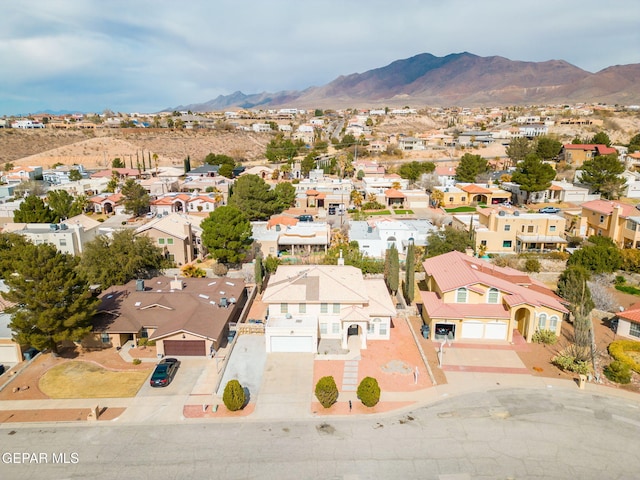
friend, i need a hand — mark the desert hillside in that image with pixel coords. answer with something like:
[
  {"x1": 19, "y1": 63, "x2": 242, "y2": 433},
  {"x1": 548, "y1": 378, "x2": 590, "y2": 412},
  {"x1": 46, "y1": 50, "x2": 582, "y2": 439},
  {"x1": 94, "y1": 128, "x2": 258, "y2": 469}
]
[{"x1": 0, "y1": 129, "x2": 271, "y2": 170}]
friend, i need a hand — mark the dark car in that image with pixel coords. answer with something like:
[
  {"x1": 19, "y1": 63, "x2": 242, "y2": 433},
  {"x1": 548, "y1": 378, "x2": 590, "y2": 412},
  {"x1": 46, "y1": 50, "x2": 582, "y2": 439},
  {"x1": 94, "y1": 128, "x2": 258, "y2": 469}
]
[
  {"x1": 0, "y1": 364, "x2": 5, "y2": 376},
  {"x1": 298, "y1": 214, "x2": 313, "y2": 222},
  {"x1": 149, "y1": 358, "x2": 180, "y2": 387},
  {"x1": 539, "y1": 207, "x2": 560, "y2": 214},
  {"x1": 328, "y1": 207, "x2": 336, "y2": 215}
]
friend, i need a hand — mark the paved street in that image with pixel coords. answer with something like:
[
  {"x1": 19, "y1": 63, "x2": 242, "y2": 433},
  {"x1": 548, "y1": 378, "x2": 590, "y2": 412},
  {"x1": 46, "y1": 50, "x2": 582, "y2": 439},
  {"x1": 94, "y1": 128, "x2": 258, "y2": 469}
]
[{"x1": 1, "y1": 387, "x2": 640, "y2": 479}]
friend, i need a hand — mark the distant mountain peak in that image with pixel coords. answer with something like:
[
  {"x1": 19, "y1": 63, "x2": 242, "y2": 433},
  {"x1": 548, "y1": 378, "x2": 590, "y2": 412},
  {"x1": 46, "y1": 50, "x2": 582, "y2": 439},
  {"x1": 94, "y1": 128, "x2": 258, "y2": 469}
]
[{"x1": 169, "y1": 52, "x2": 640, "y2": 111}]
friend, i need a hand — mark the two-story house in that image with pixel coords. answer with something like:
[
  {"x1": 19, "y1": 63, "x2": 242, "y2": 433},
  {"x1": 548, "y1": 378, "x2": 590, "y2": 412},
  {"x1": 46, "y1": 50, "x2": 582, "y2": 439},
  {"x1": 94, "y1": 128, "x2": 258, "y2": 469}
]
[
  {"x1": 561, "y1": 144, "x2": 617, "y2": 167},
  {"x1": 134, "y1": 213, "x2": 203, "y2": 265},
  {"x1": 419, "y1": 251, "x2": 568, "y2": 343},
  {"x1": 261, "y1": 265, "x2": 396, "y2": 353},
  {"x1": 579, "y1": 199, "x2": 640, "y2": 248},
  {"x1": 452, "y1": 208, "x2": 567, "y2": 254}
]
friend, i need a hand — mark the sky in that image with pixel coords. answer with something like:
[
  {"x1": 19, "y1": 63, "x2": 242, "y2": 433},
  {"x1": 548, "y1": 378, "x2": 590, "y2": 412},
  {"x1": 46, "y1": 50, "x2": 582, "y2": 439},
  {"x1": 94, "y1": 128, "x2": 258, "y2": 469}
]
[{"x1": 1, "y1": 0, "x2": 639, "y2": 116}]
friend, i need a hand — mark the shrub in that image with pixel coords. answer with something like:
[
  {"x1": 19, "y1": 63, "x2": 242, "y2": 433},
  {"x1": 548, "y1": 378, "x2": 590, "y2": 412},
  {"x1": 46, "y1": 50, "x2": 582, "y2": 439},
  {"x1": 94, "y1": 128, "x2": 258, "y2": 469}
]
[
  {"x1": 615, "y1": 275, "x2": 626, "y2": 285},
  {"x1": 182, "y1": 264, "x2": 206, "y2": 278},
  {"x1": 524, "y1": 258, "x2": 541, "y2": 273},
  {"x1": 132, "y1": 358, "x2": 141, "y2": 365},
  {"x1": 357, "y1": 376, "x2": 381, "y2": 407},
  {"x1": 222, "y1": 379, "x2": 245, "y2": 411},
  {"x1": 315, "y1": 376, "x2": 339, "y2": 408},
  {"x1": 604, "y1": 360, "x2": 632, "y2": 384},
  {"x1": 608, "y1": 340, "x2": 640, "y2": 373},
  {"x1": 551, "y1": 353, "x2": 591, "y2": 375},
  {"x1": 546, "y1": 251, "x2": 570, "y2": 261},
  {"x1": 532, "y1": 329, "x2": 558, "y2": 345},
  {"x1": 212, "y1": 262, "x2": 228, "y2": 276}
]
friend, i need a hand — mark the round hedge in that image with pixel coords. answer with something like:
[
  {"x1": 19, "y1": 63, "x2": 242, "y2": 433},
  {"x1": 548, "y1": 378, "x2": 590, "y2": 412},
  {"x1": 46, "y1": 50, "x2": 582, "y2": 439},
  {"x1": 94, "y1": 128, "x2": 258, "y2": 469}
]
[
  {"x1": 357, "y1": 376, "x2": 380, "y2": 407},
  {"x1": 223, "y1": 379, "x2": 245, "y2": 411},
  {"x1": 608, "y1": 340, "x2": 640, "y2": 373},
  {"x1": 315, "y1": 376, "x2": 339, "y2": 408}
]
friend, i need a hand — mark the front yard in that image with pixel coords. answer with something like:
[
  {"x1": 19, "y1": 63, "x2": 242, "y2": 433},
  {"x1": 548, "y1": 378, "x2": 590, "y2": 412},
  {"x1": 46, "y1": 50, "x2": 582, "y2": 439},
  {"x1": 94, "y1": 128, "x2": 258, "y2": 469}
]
[{"x1": 39, "y1": 361, "x2": 151, "y2": 398}]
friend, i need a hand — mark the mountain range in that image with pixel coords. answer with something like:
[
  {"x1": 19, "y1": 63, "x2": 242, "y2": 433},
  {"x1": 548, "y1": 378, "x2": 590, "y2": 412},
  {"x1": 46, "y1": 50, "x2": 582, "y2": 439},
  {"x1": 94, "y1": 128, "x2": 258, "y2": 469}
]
[{"x1": 171, "y1": 52, "x2": 640, "y2": 111}]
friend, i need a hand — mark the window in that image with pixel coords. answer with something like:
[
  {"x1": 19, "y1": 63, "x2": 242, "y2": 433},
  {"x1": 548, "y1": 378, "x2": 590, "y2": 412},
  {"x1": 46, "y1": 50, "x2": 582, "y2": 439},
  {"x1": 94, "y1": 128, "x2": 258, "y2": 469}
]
[
  {"x1": 480, "y1": 240, "x2": 487, "y2": 246},
  {"x1": 504, "y1": 224, "x2": 511, "y2": 232},
  {"x1": 379, "y1": 323, "x2": 387, "y2": 335},
  {"x1": 167, "y1": 238, "x2": 174, "y2": 245},
  {"x1": 299, "y1": 303, "x2": 306, "y2": 314},
  {"x1": 600, "y1": 215, "x2": 605, "y2": 224},
  {"x1": 487, "y1": 288, "x2": 499, "y2": 304},
  {"x1": 461, "y1": 197, "x2": 466, "y2": 202},
  {"x1": 59, "y1": 238, "x2": 67, "y2": 246},
  {"x1": 538, "y1": 313, "x2": 547, "y2": 331},
  {"x1": 549, "y1": 316, "x2": 558, "y2": 333},
  {"x1": 140, "y1": 328, "x2": 148, "y2": 339},
  {"x1": 100, "y1": 333, "x2": 110, "y2": 344},
  {"x1": 158, "y1": 238, "x2": 165, "y2": 245},
  {"x1": 320, "y1": 303, "x2": 328, "y2": 314},
  {"x1": 332, "y1": 323, "x2": 340, "y2": 334},
  {"x1": 319, "y1": 323, "x2": 327, "y2": 335},
  {"x1": 527, "y1": 225, "x2": 534, "y2": 233},
  {"x1": 503, "y1": 240, "x2": 512, "y2": 248},
  {"x1": 449, "y1": 197, "x2": 454, "y2": 202},
  {"x1": 367, "y1": 323, "x2": 375, "y2": 334},
  {"x1": 280, "y1": 303, "x2": 288, "y2": 314},
  {"x1": 549, "y1": 225, "x2": 556, "y2": 232},
  {"x1": 456, "y1": 287, "x2": 468, "y2": 303},
  {"x1": 629, "y1": 322, "x2": 640, "y2": 338},
  {"x1": 332, "y1": 303, "x2": 340, "y2": 313}
]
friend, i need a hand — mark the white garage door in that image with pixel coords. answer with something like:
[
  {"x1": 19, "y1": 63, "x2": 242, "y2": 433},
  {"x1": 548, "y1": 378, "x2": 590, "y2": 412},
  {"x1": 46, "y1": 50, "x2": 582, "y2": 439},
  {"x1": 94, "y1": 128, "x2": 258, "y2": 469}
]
[
  {"x1": 485, "y1": 322, "x2": 508, "y2": 340},
  {"x1": 408, "y1": 201, "x2": 430, "y2": 209},
  {"x1": 269, "y1": 336, "x2": 314, "y2": 353},
  {"x1": 0, "y1": 345, "x2": 19, "y2": 363},
  {"x1": 461, "y1": 321, "x2": 484, "y2": 339}
]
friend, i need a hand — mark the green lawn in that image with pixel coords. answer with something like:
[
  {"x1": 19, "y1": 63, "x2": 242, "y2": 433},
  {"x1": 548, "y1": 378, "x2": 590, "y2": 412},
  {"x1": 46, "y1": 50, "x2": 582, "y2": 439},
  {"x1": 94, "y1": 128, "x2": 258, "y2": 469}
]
[
  {"x1": 394, "y1": 209, "x2": 414, "y2": 214},
  {"x1": 444, "y1": 206, "x2": 476, "y2": 213},
  {"x1": 39, "y1": 361, "x2": 151, "y2": 398},
  {"x1": 615, "y1": 284, "x2": 640, "y2": 296},
  {"x1": 367, "y1": 210, "x2": 391, "y2": 216}
]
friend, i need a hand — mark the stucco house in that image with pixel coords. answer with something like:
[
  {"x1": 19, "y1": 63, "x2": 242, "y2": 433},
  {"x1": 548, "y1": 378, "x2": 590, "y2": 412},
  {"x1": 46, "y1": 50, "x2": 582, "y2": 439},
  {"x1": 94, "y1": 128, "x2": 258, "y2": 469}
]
[
  {"x1": 90, "y1": 276, "x2": 247, "y2": 356},
  {"x1": 0, "y1": 280, "x2": 23, "y2": 365},
  {"x1": 261, "y1": 265, "x2": 396, "y2": 353},
  {"x1": 578, "y1": 199, "x2": 640, "y2": 248},
  {"x1": 615, "y1": 303, "x2": 640, "y2": 341},
  {"x1": 419, "y1": 251, "x2": 568, "y2": 343},
  {"x1": 134, "y1": 213, "x2": 203, "y2": 265}
]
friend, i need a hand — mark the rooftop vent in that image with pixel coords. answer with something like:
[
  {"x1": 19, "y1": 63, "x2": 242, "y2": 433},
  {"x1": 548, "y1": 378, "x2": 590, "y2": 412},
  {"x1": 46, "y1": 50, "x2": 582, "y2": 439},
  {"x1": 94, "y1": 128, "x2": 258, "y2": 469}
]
[
  {"x1": 514, "y1": 211, "x2": 520, "y2": 216},
  {"x1": 498, "y1": 210, "x2": 506, "y2": 216}
]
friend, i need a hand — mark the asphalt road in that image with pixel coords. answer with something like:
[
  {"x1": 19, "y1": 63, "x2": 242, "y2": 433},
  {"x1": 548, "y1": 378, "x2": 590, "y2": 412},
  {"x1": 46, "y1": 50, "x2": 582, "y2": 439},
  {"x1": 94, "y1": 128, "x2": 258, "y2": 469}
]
[{"x1": 1, "y1": 387, "x2": 639, "y2": 479}]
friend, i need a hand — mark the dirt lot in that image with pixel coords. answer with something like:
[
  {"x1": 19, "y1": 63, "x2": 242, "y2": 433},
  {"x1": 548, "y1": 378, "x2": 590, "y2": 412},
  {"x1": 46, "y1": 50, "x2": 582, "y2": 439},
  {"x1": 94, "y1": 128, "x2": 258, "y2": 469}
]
[{"x1": 0, "y1": 346, "x2": 153, "y2": 401}]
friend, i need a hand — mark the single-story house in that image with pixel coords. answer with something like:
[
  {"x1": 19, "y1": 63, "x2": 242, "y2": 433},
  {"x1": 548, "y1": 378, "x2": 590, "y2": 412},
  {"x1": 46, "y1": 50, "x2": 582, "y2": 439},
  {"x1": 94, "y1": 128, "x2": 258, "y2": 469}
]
[
  {"x1": 615, "y1": 303, "x2": 640, "y2": 341},
  {"x1": 90, "y1": 276, "x2": 247, "y2": 356}
]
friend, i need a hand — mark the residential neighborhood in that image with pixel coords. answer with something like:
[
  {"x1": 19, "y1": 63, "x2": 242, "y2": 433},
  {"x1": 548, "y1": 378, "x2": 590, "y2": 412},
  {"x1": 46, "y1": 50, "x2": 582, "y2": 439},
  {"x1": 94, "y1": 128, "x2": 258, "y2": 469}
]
[{"x1": 1, "y1": 103, "x2": 640, "y2": 478}]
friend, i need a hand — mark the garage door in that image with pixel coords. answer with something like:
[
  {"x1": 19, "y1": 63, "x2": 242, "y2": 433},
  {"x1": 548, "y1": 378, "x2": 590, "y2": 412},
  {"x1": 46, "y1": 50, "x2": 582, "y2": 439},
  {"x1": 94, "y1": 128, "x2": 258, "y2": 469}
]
[
  {"x1": 0, "y1": 345, "x2": 19, "y2": 363},
  {"x1": 163, "y1": 340, "x2": 206, "y2": 356},
  {"x1": 485, "y1": 322, "x2": 508, "y2": 340},
  {"x1": 461, "y1": 321, "x2": 484, "y2": 339},
  {"x1": 269, "y1": 336, "x2": 314, "y2": 353}
]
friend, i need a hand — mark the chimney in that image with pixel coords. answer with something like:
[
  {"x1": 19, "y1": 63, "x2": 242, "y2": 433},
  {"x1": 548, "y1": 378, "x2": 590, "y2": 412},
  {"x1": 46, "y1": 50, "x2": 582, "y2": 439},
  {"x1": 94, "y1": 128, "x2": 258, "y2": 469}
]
[{"x1": 170, "y1": 274, "x2": 184, "y2": 290}]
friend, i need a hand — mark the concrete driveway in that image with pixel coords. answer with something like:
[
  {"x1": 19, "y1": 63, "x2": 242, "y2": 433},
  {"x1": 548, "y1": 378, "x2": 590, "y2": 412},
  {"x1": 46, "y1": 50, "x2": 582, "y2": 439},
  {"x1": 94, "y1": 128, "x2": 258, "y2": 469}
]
[{"x1": 116, "y1": 358, "x2": 209, "y2": 423}]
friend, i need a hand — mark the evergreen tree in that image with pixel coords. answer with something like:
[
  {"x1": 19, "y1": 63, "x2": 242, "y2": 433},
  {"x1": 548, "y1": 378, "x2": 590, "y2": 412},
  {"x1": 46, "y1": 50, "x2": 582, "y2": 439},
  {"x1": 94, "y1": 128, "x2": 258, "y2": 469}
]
[
  {"x1": 384, "y1": 245, "x2": 399, "y2": 295},
  {"x1": 13, "y1": 194, "x2": 58, "y2": 223},
  {"x1": 578, "y1": 154, "x2": 625, "y2": 199},
  {"x1": 274, "y1": 182, "x2": 296, "y2": 210},
  {"x1": 121, "y1": 178, "x2": 150, "y2": 216},
  {"x1": 404, "y1": 242, "x2": 415, "y2": 303},
  {"x1": 3, "y1": 243, "x2": 99, "y2": 354},
  {"x1": 254, "y1": 256, "x2": 263, "y2": 293},
  {"x1": 455, "y1": 153, "x2": 489, "y2": 183},
  {"x1": 426, "y1": 227, "x2": 473, "y2": 258},
  {"x1": 47, "y1": 190, "x2": 85, "y2": 220},
  {"x1": 535, "y1": 136, "x2": 563, "y2": 161},
  {"x1": 510, "y1": 153, "x2": 556, "y2": 202},
  {"x1": 506, "y1": 137, "x2": 534, "y2": 166},
  {"x1": 201, "y1": 206, "x2": 252, "y2": 265},
  {"x1": 228, "y1": 175, "x2": 279, "y2": 220}
]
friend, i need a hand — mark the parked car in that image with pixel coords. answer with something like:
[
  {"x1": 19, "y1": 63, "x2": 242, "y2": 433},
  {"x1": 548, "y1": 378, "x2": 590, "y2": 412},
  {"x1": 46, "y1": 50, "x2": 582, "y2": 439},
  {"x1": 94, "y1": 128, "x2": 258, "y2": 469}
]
[
  {"x1": 149, "y1": 358, "x2": 180, "y2": 387},
  {"x1": 0, "y1": 364, "x2": 5, "y2": 376},
  {"x1": 539, "y1": 207, "x2": 560, "y2": 214},
  {"x1": 635, "y1": 204, "x2": 640, "y2": 211},
  {"x1": 328, "y1": 207, "x2": 336, "y2": 215},
  {"x1": 298, "y1": 214, "x2": 313, "y2": 222}
]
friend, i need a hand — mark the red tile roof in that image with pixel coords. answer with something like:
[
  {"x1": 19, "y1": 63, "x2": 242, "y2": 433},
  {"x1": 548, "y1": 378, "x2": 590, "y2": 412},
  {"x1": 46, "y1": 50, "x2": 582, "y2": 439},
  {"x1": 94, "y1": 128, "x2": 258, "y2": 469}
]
[
  {"x1": 422, "y1": 251, "x2": 568, "y2": 313},
  {"x1": 385, "y1": 188, "x2": 405, "y2": 198},
  {"x1": 460, "y1": 184, "x2": 491, "y2": 194},
  {"x1": 581, "y1": 199, "x2": 636, "y2": 217},
  {"x1": 619, "y1": 302, "x2": 640, "y2": 323}
]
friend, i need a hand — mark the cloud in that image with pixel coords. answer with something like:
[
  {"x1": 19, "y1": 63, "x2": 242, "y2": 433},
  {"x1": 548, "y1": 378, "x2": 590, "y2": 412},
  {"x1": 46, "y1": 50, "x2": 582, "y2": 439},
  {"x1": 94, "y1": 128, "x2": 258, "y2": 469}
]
[{"x1": 0, "y1": 0, "x2": 639, "y2": 114}]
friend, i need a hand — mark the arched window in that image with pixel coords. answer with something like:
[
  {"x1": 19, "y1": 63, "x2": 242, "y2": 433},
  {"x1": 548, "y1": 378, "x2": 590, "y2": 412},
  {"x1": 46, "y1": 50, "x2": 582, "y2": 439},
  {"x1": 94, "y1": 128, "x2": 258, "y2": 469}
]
[
  {"x1": 456, "y1": 287, "x2": 468, "y2": 303},
  {"x1": 487, "y1": 288, "x2": 499, "y2": 304},
  {"x1": 538, "y1": 313, "x2": 547, "y2": 331},
  {"x1": 549, "y1": 315, "x2": 559, "y2": 333}
]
